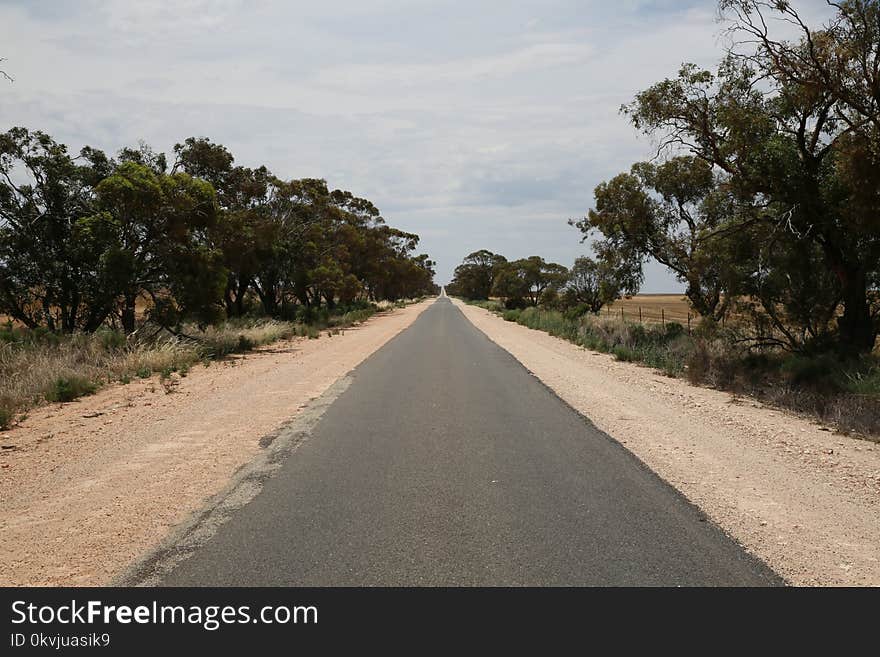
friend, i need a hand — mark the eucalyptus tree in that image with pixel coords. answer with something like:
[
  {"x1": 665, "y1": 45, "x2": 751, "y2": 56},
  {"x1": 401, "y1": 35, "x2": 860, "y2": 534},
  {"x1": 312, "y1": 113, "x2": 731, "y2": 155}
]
[
  {"x1": 590, "y1": 0, "x2": 879, "y2": 352},
  {"x1": 0, "y1": 128, "x2": 115, "y2": 332}
]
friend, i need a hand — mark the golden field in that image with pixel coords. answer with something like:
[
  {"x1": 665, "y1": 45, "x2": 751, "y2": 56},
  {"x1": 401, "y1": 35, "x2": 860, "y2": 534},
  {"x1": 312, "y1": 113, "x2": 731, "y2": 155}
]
[{"x1": 604, "y1": 294, "x2": 694, "y2": 325}]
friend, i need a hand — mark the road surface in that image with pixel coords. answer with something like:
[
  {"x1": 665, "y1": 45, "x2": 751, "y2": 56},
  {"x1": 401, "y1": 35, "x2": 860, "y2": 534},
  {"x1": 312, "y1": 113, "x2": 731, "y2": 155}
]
[{"x1": 158, "y1": 297, "x2": 779, "y2": 586}]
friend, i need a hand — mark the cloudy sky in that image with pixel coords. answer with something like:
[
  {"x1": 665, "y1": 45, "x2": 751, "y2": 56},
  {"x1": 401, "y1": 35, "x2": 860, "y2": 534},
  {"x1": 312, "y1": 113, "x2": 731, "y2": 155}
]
[{"x1": 0, "y1": 0, "x2": 831, "y2": 287}]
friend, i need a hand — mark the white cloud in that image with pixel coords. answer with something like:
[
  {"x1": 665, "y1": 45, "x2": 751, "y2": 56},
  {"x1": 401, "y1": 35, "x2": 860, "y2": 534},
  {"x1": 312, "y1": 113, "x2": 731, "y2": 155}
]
[
  {"x1": 317, "y1": 42, "x2": 595, "y2": 89},
  {"x1": 0, "y1": 0, "x2": 835, "y2": 289}
]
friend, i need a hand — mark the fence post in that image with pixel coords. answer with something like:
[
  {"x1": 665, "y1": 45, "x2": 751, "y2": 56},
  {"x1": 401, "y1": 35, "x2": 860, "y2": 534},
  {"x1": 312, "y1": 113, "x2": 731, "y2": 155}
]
[
  {"x1": 621, "y1": 308, "x2": 624, "y2": 322},
  {"x1": 661, "y1": 308, "x2": 665, "y2": 327},
  {"x1": 639, "y1": 306, "x2": 642, "y2": 323},
  {"x1": 688, "y1": 312, "x2": 691, "y2": 335}
]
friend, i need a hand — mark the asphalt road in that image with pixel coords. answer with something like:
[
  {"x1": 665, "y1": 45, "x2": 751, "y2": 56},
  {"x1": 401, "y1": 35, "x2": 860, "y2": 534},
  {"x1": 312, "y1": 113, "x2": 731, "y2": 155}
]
[{"x1": 159, "y1": 297, "x2": 779, "y2": 586}]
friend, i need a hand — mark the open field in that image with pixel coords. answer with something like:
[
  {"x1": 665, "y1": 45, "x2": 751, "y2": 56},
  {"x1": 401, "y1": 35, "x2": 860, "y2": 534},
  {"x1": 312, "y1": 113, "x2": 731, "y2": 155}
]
[{"x1": 605, "y1": 294, "x2": 692, "y2": 325}]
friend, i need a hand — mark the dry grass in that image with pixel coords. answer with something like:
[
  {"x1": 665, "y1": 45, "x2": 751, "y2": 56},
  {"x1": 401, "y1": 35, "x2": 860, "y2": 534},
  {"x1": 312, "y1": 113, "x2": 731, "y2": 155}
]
[
  {"x1": 604, "y1": 294, "x2": 693, "y2": 325},
  {"x1": 0, "y1": 314, "x2": 378, "y2": 431},
  {"x1": 0, "y1": 332, "x2": 198, "y2": 429},
  {"x1": 475, "y1": 300, "x2": 880, "y2": 439}
]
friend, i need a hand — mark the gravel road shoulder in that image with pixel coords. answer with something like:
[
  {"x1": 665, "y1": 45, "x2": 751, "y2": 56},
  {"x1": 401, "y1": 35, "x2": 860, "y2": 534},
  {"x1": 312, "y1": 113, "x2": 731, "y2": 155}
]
[
  {"x1": 456, "y1": 299, "x2": 880, "y2": 586},
  {"x1": 0, "y1": 300, "x2": 433, "y2": 586}
]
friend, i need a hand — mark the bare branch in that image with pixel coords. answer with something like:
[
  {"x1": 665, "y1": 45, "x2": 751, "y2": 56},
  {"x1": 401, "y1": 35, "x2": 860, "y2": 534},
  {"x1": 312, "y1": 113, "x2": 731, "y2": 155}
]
[{"x1": 0, "y1": 57, "x2": 13, "y2": 83}]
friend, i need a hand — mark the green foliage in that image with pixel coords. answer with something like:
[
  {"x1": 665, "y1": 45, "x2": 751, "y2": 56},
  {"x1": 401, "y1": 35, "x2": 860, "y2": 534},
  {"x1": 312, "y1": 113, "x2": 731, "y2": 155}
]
[
  {"x1": 97, "y1": 329, "x2": 126, "y2": 351},
  {"x1": 45, "y1": 376, "x2": 97, "y2": 403},
  {"x1": 502, "y1": 309, "x2": 521, "y2": 322},
  {"x1": 562, "y1": 256, "x2": 632, "y2": 314},
  {"x1": 0, "y1": 130, "x2": 437, "y2": 343},
  {"x1": 447, "y1": 250, "x2": 508, "y2": 300},
  {"x1": 563, "y1": 304, "x2": 592, "y2": 321},
  {"x1": 612, "y1": 346, "x2": 635, "y2": 362},
  {"x1": 491, "y1": 256, "x2": 569, "y2": 307},
  {"x1": 609, "y1": 1, "x2": 880, "y2": 353},
  {"x1": 843, "y1": 367, "x2": 880, "y2": 396},
  {"x1": 0, "y1": 128, "x2": 116, "y2": 333},
  {"x1": 506, "y1": 307, "x2": 693, "y2": 377},
  {"x1": 574, "y1": 157, "x2": 732, "y2": 321},
  {"x1": 327, "y1": 306, "x2": 376, "y2": 327}
]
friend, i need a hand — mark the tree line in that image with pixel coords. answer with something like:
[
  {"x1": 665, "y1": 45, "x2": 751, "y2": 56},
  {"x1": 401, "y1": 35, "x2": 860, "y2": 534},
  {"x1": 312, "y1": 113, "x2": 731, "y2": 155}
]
[
  {"x1": 446, "y1": 250, "x2": 621, "y2": 314},
  {"x1": 574, "y1": 0, "x2": 879, "y2": 356},
  {"x1": 451, "y1": 1, "x2": 879, "y2": 357},
  {"x1": 0, "y1": 129, "x2": 438, "y2": 334}
]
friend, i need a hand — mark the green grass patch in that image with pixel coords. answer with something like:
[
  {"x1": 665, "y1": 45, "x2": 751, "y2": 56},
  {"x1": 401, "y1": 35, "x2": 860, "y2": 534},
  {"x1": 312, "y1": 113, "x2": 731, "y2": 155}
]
[{"x1": 45, "y1": 376, "x2": 97, "y2": 403}]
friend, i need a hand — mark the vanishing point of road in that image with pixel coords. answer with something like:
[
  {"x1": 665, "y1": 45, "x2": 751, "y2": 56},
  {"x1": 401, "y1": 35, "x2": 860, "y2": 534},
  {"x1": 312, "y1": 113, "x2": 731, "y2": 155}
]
[{"x1": 159, "y1": 297, "x2": 779, "y2": 586}]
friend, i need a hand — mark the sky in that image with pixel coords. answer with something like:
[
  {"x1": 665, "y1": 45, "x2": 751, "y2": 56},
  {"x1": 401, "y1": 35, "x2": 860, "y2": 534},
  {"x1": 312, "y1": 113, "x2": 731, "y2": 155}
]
[{"x1": 0, "y1": 0, "x2": 833, "y2": 288}]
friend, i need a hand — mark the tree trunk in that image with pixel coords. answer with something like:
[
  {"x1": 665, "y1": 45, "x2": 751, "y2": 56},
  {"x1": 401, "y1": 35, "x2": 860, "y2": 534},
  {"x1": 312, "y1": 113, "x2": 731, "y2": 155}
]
[
  {"x1": 837, "y1": 271, "x2": 876, "y2": 354},
  {"x1": 235, "y1": 277, "x2": 249, "y2": 317},
  {"x1": 122, "y1": 291, "x2": 137, "y2": 334},
  {"x1": 257, "y1": 284, "x2": 278, "y2": 317},
  {"x1": 224, "y1": 277, "x2": 236, "y2": 318}
]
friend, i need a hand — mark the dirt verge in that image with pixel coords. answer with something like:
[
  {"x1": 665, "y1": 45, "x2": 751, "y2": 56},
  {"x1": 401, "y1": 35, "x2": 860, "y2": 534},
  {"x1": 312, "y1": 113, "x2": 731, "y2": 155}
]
[
  {"x1": 456, "y1": 299, "x2": 880, "y2": 586},
  {"x1": 0, "y1": 300, "x2": 433, "y2": 586}
]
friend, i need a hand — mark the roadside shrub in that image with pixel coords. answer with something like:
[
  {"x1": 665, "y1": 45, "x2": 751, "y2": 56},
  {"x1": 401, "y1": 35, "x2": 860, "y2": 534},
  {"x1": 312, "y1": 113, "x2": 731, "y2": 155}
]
[
  {"x1": 328, "y1": 306, "x2": 376, "y2": 327},
  {"x1": 664, "y1": 322, "x2": 685, "y2": 339},
  {"x1": 45, "y1": 376, "x2": 97, "y2": 403},
  {"x1": 0, "y1": 401, "x2": 13, "y2": 430},
  {"x1": 563, "y1": 304, "x2": 592, "y2": 321},
  {"x1": 539, "y1": 288, "x2": 560, "y2": 309},
  {"x1": 296, "y1": 305, "x2": 330, "y2": 325},
  {"x1": 843, "y1": 366, "x2": 880, "y2": 395},
  {"x1": 97, "y1": 329, "x2": 126, "y2": 351},
  {"x1": 237, "y1": 335, "x2": 256, "y2": 352},
  {"x1": 497, "y1": 297, "x2": 880, "y2": 437},
  {"x1": 780, "y1": 354, "x2": 842, "y2": 391},
  {"x1": 612, "y1": 346, "x2": 635, "y2": 362},
  {"x1": 468, "y1": 299, "x2": 505, "y2": 313}
]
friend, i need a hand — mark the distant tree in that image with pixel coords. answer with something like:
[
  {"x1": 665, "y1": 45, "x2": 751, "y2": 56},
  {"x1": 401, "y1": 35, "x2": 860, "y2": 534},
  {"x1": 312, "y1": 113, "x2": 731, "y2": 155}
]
[
  {"x1": 515, "y1": 256, "x2": 568, "y2": 306},
  {"x1": 490, "y1": 264, "x2": 529, "y2": 306},
  {"x1": 563, "y1": 256, "x2": 634, "y2": 314},
  {"x1": 449, "y1": 250, "x2": 507, "y2": 300}
]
